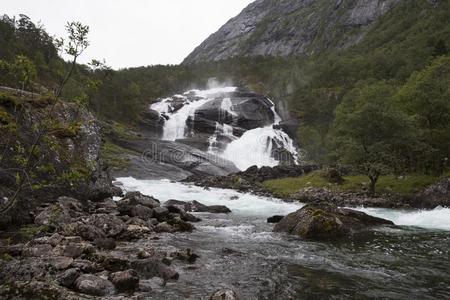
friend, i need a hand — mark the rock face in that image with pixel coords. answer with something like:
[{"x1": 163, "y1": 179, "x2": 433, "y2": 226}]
[
  {"x1": 413, "y1": 177, "x2": 450, "y2": 208},
  {"x1": 273, "y1": 203, "x2": 394, "y2": 240},
  {"x1": 184, "y1": 0, "x2": 401, "y2": 63}
]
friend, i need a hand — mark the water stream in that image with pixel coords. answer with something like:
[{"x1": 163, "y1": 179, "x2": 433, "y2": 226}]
[{"x1": 116, "y1": 177, "x2": 450, "y2": 299}]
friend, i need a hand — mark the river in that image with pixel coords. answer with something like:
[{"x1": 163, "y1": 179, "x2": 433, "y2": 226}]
[{"x1": 116, "y1": 177, "x2": 450, "y2": 299}]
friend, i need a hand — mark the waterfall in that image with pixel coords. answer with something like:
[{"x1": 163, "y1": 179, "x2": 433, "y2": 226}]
[
  {"x1": 151, "y1": 87, "x2": 237, "y2": 141},
  {"x1": 151, "y1": 87, "x2": 299, "y2": 170}
]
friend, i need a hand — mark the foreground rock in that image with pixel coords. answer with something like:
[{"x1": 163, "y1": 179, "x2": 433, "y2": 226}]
[
  {"x1": 210, "y1": 289, "x2": 240, "y2": 300},
  {"x1": 165, "y1": 199, "x2": 231, "y2": 214},
  {"x1": 273, "y1": 204, "x2": 394, "y2": 240},
  {"x1": 0, "y1": 190, "x2": 200, "y2": 298}
]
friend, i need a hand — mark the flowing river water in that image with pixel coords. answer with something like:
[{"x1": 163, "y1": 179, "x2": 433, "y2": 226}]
[{"x1": 116, "y1": 177, "x2": 450, "y2": 299}]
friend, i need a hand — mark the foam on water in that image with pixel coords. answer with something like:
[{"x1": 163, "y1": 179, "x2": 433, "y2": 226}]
[
  {"x1": 355, "y1": 206, "x2": 450, "y2": 231},
  {"x1": 115, "y1": 177, "x2": 303, "y2": 217},
  {"x1": 116, "y1": 177, "x2": 450, "y2": 231}
]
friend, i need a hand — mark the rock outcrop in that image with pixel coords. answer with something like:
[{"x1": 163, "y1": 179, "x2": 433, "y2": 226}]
[
  {"x1": 273, "y1": 203, "x2": 394, "y2": 240},
  {"x1": 184, "y1": 0, "x2": 401, "y2": 64}
]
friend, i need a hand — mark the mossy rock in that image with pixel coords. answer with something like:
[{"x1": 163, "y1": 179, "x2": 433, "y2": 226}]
[{"x1": 274, "y1": 203, "x2": 394, "y2": 240}]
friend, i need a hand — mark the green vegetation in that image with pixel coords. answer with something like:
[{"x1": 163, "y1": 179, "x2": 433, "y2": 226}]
[
  {"x1": 264, "y1": 171, "x2": 441, "y2": 198},
  {"x1": 0, "y1": 0, "x2": 449, "y2": 194}
]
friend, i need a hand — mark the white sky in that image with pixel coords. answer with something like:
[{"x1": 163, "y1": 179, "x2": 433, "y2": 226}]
[{"x1": 2, "y1": 0, "x2": 254, "y2": 69}]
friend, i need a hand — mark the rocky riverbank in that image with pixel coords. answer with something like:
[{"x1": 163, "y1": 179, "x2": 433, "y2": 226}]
[
  {"x1": 0, "y1": 191, "x2": 231, "y2": 299},
  {"x1": 184, "y1": 165, "x2": 450, "y2": 209}
]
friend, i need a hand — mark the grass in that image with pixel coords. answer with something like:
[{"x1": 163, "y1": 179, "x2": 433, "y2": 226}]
[
  {"x1": 101, "y1": 140, "x2": 134, "y2": 170},
  {"x1": 263, "y1": 170, "x2": 444, "y2": 198}
]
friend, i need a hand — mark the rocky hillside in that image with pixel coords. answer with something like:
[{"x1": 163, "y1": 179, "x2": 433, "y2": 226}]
[{"x1": 184, "y1": 0, "x2": 405, "y2": 63}]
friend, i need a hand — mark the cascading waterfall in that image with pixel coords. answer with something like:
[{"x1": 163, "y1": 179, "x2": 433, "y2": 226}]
[
  {"x1": 217, "y1": 98, "x2": 298, "y2": 170},
  {"x1": 150, "y1": 87, "x2": 238, "y2": 141},
  {"x1": 151, "y1": 87, "x2": 299, "y2": 170}
]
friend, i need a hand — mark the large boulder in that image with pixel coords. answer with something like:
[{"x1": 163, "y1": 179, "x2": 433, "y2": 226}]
[
  {"x1": 273, "y1": 203, "x2": 394, "y2": 240},
  {"x1": 74, "y1": 274, "x2": 116, "y2": 296},
  {"x1": 110, "y1": 269, "x2": 139, "y2": 292},
  {"x1": 164, "y1": 199, "x2": 231, "y2": 214}
]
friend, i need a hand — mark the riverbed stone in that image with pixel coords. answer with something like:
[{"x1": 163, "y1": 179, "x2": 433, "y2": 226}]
[
  {"x1": 110, "y1": 269, "x2": 139, "y2": 292},
  {"x1": 273, "y1": 203, "x2": 394, "y2": 240},
  {"x1": 75, "y1": 274, "x2": 116, "y2": 296}
]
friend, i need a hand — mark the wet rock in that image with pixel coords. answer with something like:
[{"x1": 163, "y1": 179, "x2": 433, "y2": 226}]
[
  {"x1": 0, "y1": 243, "x2": 23, "y2": 256},
  {"x1": 139, "y1": 277, "x2": 165, "y2": 292},
  {"x1": 49, "y1": 256, "x2": 74, "y2": 270},
  {"x1": 153, "y1": 207, "x2": 169, "y2": 221},
  {"x1": 85, "y1": 214, "x2": 126, "y2": 238},
  {"x1": 170, "y1": 248, "x2": 199, "y2": 263},
  {"x1": 210, "y1": 289, "x2": 240, "y2": 300},
  {"x1": 72, "y1": 259, "x2": 104, "y2": 273},
  {"x1": 273, "y1": 203, "x2": 394, "y2": 240},
  {"x1": 95, "y1": 198, "x2": 118, "y2": 214},
  {"x1": 75, "y1": 274, "x2": 116, "y2": 296},
  {"x1": 118, "y1": 192, "x2": 160, "y2": 216},
  {"x1": 155, "y1": 222, "x2": 174, "y2": 233},
  {"x1": 89, "y1": 252, "x2": 130, "y2": 272},
  {"x1": 65, "y1": 222, "x2": 106, "y2": 241},
  {"x1": 169, "y1": 217, "x2": 195, "y2": 232},
  {"x1": 93, "y1": 237, "x2": 117, "y2": 250},
  {"x1": 110, "y1": 269, "x2": 139, "y2": 292},
  {"x1": 53, "y1": 241, "x2": 92, "y2": 259},
  {"x1": 130, "y1": 204, "x2": 154, "y2": 219},
  {"x1": 22, "y1": 243, "x2": 53, "y2": 258},
  {"x1": 190, "y1": 200, "x2": 231, "y2": 213},
  {"x1": 267, "y1": 215, "x2": 284, "y2": 223},
  {"x1": 137, "y1": 248, "x2": 155, "y2": 259},
  {"x1": 122, "y1": 224, "x2": 152, "y2": 240},
  {"x1": 58, "y1": 268, "x2": 81, "y2": 288},
  {"x1": 131, "y1": 258, "x2": 179, "y2": 280}
]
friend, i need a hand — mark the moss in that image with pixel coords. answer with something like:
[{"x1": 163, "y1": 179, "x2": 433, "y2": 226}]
[
  {"x1": 52, "y1": 122, "x2": 81, "y2": 139},
  {"x1": 0, "y1": 253, "x2": 13, "y2": 261},
  {"x1": 0, "y1": 92, "x2": 19, "y2": 107},
  {"x1": 19, "y1": 225, "x2": 50, "y2": 240},
  {"x1": 101, "y1": 140, "x2": 132, "y2": 170},
  {"x1": 263, "y1": 170, "x2": 440, "y2": 197}
]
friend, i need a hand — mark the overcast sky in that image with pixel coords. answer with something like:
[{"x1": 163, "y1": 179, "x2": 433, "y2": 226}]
[{"x1": 3, "y1": 0, "x2": 254, "y2": 69}]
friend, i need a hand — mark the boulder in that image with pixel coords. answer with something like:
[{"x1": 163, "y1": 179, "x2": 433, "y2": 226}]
[
  {"x1": 85, "y1": 214, "x2": 126, "y2": 238},
  {"x1": 155, "y1": 222, "x2": 174, "y2": 233},
  {"x1": 210, "y1": 289, "x2": 240, "y2": 300},
  {"x1": 153, "y1": 207, "x2": 169, "y2": 220},
  {"x1": 93, "y1": 238, "x2": 117, "y2": 250},
  {"x1": 131, "y1": 258, "x2": 179, "y2": 280},
  {"x1": 130, "y1": 204, "x2": 154, "y2": 219},
  {"x1": 119, "y1": 191, "x2": 160, "y2": 211},
  {"x1": 58, "y1": 268, "x2": 81, "y2": 288},
  {"x1": 71, "y1": 259, "x2": 104, "y2": 273},
  {"x1": 75, "y1": 274, "x2": 116, "y2": 296},
  {"x1": 267, "y1": 215, "x2": 284, "y2": 223},
  {"x1": 190, "y1": 200, "x2": 231, "y2": 213},
  {"x1": 110, "y1": 269, "x2": 139, "y2": 292},
  {"x1": 48, "y1": 256, "x2": 74, "y2": 270},
  {"x1": 22, "y1": 243, "x2": 53, "y2": 258},
  {"x1": 66, "y1": 223, "x2": 106, "y2": 241},
  {"x1": 273, "y1": 203, "x2": 394, "y2": 240}
]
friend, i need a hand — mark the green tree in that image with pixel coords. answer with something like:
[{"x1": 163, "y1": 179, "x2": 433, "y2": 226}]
[
  {"x1": 397, "y1": 56, "x2": 450, "y2": 174},
  {"x1": 12, "y1": 55, "x2": 37, "y2": 90},
  {"x1": 332, "y1": 81, "x2": 415, "y2": 193}
]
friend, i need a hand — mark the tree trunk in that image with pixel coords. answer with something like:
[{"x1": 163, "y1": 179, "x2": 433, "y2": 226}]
[{"x1": 369, "y1": 175, "x2": 378, "y2": 194}]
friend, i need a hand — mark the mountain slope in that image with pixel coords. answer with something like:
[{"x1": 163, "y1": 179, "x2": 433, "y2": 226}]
[{"x1": 184, "y1": 0, "x2": 404, "y2": 63}]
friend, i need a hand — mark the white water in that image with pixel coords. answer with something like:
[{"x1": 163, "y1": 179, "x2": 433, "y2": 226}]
[
  {"x1": 151, "y1": 87, "x2": 299, "y2": 170},
  {"x1": 116, "y1": 177, "x2": 450, "y2": 231},
  {"x1": 150, "y1": 87, "x2": 238, "y2": 141}
]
